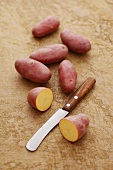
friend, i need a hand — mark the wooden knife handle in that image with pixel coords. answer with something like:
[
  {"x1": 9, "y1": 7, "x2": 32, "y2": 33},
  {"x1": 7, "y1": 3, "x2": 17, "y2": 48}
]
[{"x1": 62, "y1": 77, "x2": 96, "y2": 112}]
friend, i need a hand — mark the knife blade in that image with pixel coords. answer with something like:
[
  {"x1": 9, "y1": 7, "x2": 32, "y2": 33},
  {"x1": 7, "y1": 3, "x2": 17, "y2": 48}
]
[{"x1": 26, "y1": 77, "x2": 96, "y2": 151}]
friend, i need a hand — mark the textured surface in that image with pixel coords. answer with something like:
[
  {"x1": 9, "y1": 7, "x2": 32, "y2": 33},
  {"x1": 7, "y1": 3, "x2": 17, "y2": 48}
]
[{"x1": 0, "y1": 0, "x2": 113, "y2": 170}]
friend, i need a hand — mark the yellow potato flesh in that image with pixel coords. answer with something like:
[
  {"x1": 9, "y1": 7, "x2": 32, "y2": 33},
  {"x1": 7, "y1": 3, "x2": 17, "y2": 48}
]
[
  {"x1": 59, "y1": 119, "x2": 78, "y2": 142},
  {"x1": 36, "y1": 88, "x2": 53, "y2": 111}
]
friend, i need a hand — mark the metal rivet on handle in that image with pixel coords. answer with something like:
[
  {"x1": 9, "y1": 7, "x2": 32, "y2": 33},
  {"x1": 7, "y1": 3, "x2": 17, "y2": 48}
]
[
  {"x1": 66, "y1": 104, "x2": 70, "y2": 107},
  {"x1": 74, "y1": 96, "x2": 78, "y2": 99}
]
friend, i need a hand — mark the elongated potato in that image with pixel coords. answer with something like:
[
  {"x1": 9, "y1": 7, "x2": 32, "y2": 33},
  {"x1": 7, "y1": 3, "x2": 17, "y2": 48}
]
[
  {"x1": 29, "y1": 44, "x2": 68, "y2": 64},
  {"x1": 15, "y1": 58, "x2": 51, "y2": 83},
  {"x1": 32, "y1": 16, "x2": 60, "y2": 37},
  {"x1": 27, "y1": 87, "x2": 53, "y2": 111},
  {"x1": 58, "y1": 60, "x2": 77, "y2": 93},
  {"x1": 59, "y1": 114, "x2": 89, "y2": 142},
  {"x1": 60, "y1": 29, "x2": 91, "y2": 53}
]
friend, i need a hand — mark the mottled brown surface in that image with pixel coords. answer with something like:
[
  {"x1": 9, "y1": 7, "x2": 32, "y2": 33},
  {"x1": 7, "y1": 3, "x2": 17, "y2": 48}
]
[{"x1": 0, "y1": 0, "x2": 113, "y2": 170}]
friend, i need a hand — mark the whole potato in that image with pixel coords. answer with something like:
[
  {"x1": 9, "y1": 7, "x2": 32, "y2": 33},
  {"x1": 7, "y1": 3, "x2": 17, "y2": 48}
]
[
  {"x1": 15, "y1": 58, "x2": 51, "y2": 83},
  {"x1": 60, "y1": 29, "x2": 91, "y2": 53},
  {"x1": 30, "y1": 44, "x2": 68, "y2": 64},
  {"x1": 32, "y1": 16, "x2": 60, "y2": 37},
  {"x1": 58, "y1": 60, "x2": 77, "y2": 93}
]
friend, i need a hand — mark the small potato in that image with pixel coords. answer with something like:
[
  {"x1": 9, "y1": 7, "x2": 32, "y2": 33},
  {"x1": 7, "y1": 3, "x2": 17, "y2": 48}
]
[
  {"x1": 60, "y1": 29, "x2": 91, "y2": 53},
  {"x1": 32, "y1": 16, "x2": 60, "y2": 37},
  {"x1": 15, "y1": 58, "x2": 51, "y2": 83},
  {"x1": 58, "y1": 60, "x2": 77, "y2": 93},
  {"x1": 59, "y1": 114, "x2": 89, "y2": 142},
  {"x1": 30, "y1": 44, "x2": 68, "y2": 64},
  {"x1": 27, "y1": 87, "x2": 53, "y2": 111}
]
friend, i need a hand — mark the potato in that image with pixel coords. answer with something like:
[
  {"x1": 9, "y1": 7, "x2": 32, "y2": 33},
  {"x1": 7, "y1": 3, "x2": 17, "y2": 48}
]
[
  {"x1": 29, "y1": 44, "x2": 68, "y2": 64},
  {"x1": 60, "y1": 29, "x2": 91, "y2": 53},
  {"x1": 27, "y1": 87, "x2": 53, "y2": 111},
  {"x1": 59, "y1": 114, "x2": 89, "y2": 142},
  {"x1": 32, "y1": 16, "x2": 60, "y2": 37},
  {"x1": 15, "y1": 58, "x2": 51, "y2": 83},
  {"x1": 58, "y1": 60, "x2": 77, "y2": 93}
]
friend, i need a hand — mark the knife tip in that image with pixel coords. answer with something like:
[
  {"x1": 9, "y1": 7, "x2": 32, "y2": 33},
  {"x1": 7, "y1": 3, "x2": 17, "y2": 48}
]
[{"x1": 26, "y1": 143, "x2": 37, "y2": 152}]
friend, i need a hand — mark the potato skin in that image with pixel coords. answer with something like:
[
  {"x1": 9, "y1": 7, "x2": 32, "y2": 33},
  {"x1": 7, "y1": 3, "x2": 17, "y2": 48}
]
[
  {"x1": 27, "y1": 87, "x2": 45, "y2": 109},
  {"x1": 58, "y1": 60, "x2": 77, "y2": 93},
  {"x1": 60, "y1": 29, "x2": 91, "y2": 53},
  {"x1": 15, "y1": 58, "x2": 51, "y2": 83},
  {"x1": 30, "y1": 44, "x2": 68, "y2": 64},
  {"x1": 32, "y1": 16, "x2": 60, "y2": 37},
  {"x1": 65, "y1": 114, "x2": 89, "y2": 140}
]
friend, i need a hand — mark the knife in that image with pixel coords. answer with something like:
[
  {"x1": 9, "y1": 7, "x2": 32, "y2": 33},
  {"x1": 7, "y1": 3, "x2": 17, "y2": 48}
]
[{"x1": 26, "y1": 77, "x2": 96, "y2": 151}]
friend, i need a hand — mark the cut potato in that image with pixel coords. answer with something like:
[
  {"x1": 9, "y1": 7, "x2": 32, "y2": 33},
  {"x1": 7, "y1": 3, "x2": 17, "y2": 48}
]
[
  {"x1": 59, "y1": 114, "x2": 89, "y2": 142},
  {"x1": 27, "y1": 87, "x2": 53, "y2": 111}
]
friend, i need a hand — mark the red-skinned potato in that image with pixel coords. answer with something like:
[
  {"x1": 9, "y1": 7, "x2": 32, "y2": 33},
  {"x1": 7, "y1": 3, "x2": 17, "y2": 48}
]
[
  {"x1": 27, "y1": 87, "x2": 53, "y2": 111},
  {"x1": 58, "y1": 60, "x2": 77, "y2": 93},
  {"x1": 59, "y1": 114, "x2": 89, "y2": 142},
  {"x1": 32, "y1": 16, "x2": 60, "y2": 37},
  {"x1": 29, "y1": 44, "x2": 68, "y2": 64},
  {"x1": 15, "y1": 58, "x2": 51, "y2": 83},
  {"x1": 60, "y1": 29, "x2": 91, "y2": 53}
]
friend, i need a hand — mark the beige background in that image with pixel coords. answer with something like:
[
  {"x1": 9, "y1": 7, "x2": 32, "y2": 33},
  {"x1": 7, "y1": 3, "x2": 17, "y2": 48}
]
[{"x1": 0, "y1": 0, "x2": 113, "y2": 170}]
